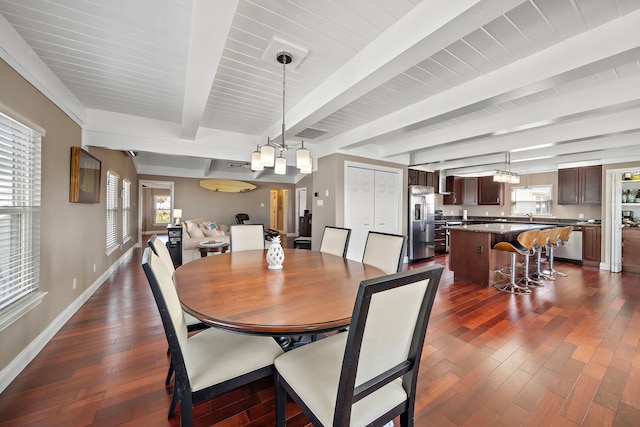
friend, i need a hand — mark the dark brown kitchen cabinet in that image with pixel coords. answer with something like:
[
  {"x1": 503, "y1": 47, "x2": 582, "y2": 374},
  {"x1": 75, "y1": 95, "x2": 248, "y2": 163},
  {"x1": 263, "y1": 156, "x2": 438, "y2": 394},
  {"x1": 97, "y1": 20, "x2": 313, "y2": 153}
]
[
  {"x1": 558, "y1": 165, "x2": 601, "y2": 205},
  {"x1": 478, "y1": 176, "x2": 504, "y2": 205},
  {"x1": 622, "y1": 228, "x2": 640, "y2": 273},
  {"x1": 408, "y1": 169, "x2": 434, "y2": 187},
  {"x1": 462, "y1": 177, "x2": 478, "y2": 205},
  {"x1": 443, "y1": 176, "x2": 462, "y2": 205},
  {"x1": 580, "y1": 165, "x2": 602, "y2": 204},
  {"x1": 582, "y1": 225, "x2": 601, "y2": 266}
]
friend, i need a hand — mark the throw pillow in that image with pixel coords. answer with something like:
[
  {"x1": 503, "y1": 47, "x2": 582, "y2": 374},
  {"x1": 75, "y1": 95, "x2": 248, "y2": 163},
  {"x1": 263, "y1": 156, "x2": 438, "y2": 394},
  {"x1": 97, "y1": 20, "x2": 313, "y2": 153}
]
[
  {"x1": 204, "y1": 229, "x2": 222, "y2": 237},
  {"x1": 187, "y1": 222, "x2": 205, "y2": 238}
]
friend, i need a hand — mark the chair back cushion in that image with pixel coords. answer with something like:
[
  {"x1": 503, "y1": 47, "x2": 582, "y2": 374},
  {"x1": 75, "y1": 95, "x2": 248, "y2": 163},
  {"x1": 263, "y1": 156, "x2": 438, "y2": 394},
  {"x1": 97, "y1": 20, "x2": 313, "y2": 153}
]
[
  {"x1": 319, "y1": 226, "x2": 351, "y2": 258},
  {"x1": 559, "y1": 226, "x2": 573, "y2": 244},
  {"x1": 235, "y1": 213, "x2": 251, "y2": 224},
  {"x1": 516, "y1": 230, "x2": 540, "y2": 251},
  {"x1": 533, "y1": 228, "x2": 555, "y2": 250},
  {"x1": 142, "y1": 248, "x2": 189, "y2": 352},
  {"x1": 362, "y1": 232, "x2": 406, "y2": 274},
  {"x1": 335, "y1": 264, "x2": 443, "y2": 424},
  {"x1": 356, "y1": 277, "x2": 429, "y2": 384},
  {"x1": 148, "y1": 234, "x2": 175, "y2": 275},
  {"x1": 230, "y1": 224, "x2": 265, "y2": 252}
]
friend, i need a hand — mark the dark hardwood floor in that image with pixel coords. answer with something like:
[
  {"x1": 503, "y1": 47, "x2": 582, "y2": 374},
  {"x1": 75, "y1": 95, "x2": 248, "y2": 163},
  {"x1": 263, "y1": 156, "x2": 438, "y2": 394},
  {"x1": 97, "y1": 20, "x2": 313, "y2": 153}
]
[{"x1": 1, "y1": 247, "x2": 639, "y2": 426}]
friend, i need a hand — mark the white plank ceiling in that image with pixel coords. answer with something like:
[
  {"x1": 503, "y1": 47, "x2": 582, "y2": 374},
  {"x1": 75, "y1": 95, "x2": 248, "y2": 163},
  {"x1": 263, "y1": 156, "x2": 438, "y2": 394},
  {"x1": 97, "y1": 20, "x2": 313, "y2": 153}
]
[{"x1": 1, "y1": 0, "x2": 639, "y2": 181}]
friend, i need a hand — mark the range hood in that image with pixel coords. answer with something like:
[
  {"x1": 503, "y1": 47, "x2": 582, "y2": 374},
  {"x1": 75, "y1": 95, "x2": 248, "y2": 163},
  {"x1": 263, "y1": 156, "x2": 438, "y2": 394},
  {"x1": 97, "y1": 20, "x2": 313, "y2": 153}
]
[{"x1": 437, "y1": 171, "x2": 452, "y2": 195}]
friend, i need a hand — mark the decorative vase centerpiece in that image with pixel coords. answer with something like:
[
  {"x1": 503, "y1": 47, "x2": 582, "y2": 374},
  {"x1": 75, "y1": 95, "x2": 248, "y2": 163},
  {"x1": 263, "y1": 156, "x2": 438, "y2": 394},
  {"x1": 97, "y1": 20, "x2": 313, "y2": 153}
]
[{"x1": 266, "y1": 235, "x2": 285, "y2": 269}]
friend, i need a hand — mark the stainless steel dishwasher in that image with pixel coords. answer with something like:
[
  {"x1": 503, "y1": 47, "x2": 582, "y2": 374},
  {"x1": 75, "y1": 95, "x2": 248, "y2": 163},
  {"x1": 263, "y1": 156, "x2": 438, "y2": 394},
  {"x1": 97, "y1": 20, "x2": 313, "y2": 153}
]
[{"x1": 554, "y1": 228, "x2": 583, "y2": 262}]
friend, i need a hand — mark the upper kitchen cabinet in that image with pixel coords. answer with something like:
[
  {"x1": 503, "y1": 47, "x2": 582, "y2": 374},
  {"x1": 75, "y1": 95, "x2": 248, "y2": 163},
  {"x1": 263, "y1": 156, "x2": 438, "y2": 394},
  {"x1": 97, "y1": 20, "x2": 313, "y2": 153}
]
[
  {"x1": 408, "y1": 169, "x2": 435, "y2": 188},
  {"x1": 443, "y1": 176, "x2": 462, "y2": 205},
  {"x1": 478, "y1": 176, "x2": 504, "y2": 205},
  {"x1": 558, "y1": 165, "x2": 602, "y2": 205},
  {"x1": 462, "y1": 177, "x2": 478, "y2": 205}
]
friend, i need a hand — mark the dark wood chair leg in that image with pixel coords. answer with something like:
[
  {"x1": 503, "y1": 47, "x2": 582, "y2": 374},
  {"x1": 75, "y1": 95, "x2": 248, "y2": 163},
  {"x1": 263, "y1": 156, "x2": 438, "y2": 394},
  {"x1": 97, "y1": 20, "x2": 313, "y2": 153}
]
[{"x1": 275, "y1": 372, "x2": 287, "y2": 427}]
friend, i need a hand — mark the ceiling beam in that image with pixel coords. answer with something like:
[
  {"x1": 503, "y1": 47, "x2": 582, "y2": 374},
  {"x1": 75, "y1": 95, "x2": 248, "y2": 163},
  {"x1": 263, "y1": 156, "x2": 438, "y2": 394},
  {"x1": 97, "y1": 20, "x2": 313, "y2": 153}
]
[
  {"x1": 318, "y1": 9, "x2": 640, "y2": 156},
  {"x1": 261, "y1": 0, "x2": 528, "y2": 144},
  {"x1": 180, "y1": 0, "x2": 239, "y2": 139},
  {"x1": 389, "y1": 75, "x2": 640, "y2": 160}
]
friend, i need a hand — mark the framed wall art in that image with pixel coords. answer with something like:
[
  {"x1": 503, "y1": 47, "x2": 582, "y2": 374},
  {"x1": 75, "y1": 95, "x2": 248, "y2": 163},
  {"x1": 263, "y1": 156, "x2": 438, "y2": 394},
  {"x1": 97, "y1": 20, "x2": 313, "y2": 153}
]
[{"x1": 70, "y1": 146, "x2": 101, "y2": 203}]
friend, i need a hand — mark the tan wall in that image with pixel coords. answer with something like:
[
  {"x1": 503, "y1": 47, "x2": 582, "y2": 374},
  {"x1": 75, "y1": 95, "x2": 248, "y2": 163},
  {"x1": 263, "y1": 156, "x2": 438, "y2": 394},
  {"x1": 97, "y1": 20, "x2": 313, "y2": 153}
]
[
  {"x1": 311, "y1": 153, "x2": 407, "y2": 250},
  {"x1": 0, "y1": 59, "x2": 138, "y2": 371},
  {"x1": 138, "y1": 175, "x2": 296, "y2": 234}
]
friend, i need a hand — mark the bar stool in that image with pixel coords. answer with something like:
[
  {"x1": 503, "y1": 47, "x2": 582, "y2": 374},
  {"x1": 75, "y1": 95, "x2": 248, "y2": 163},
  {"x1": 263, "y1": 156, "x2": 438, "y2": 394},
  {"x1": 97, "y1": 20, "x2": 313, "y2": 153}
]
[
  {"x1": 549, "y1": 226, "x2": 572, "y2": 278},
  {"x1": 532, "y1": 228, "x2": 557, "y2": 282},
  {"x1": 493, "y1": 229, "x2": 540, "y2": 295}
]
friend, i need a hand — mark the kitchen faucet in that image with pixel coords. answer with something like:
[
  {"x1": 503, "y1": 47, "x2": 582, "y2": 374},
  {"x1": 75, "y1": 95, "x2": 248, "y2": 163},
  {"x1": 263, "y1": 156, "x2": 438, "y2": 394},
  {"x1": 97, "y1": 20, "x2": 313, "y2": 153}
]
[{"x1": 527, "y1": 212, "x2": 533, "y2": 222}]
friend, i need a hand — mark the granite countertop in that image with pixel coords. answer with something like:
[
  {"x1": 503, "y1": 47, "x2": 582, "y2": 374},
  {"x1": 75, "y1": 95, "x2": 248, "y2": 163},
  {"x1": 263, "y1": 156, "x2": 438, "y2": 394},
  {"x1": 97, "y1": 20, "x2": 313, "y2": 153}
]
[
  {"x1": 437, "y1": 216, "x2": 601, "y2": 226},
  {"x1": 447, "y1": 223, "x2": 551, "y2": 234}
]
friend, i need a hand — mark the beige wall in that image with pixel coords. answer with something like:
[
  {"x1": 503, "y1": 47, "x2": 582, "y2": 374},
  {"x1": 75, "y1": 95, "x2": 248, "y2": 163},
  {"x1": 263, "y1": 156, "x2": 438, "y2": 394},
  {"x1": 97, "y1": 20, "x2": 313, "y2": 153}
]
[
  {"x1": 0, "y1": 59, "x2": 138, "y2": 372},
  {"x1": 310, "y1": 153, "x2": 408, "y2": 250},
  {"x1": 138, "y1": 175, "x2": 296, "y2": 233}
]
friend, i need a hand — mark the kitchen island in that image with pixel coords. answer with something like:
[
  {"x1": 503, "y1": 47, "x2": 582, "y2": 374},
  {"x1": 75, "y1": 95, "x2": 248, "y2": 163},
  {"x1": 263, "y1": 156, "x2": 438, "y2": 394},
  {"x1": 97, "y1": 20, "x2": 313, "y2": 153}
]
[{"x1": 448, "y1": 223, "x2": 551, "y2": 286}]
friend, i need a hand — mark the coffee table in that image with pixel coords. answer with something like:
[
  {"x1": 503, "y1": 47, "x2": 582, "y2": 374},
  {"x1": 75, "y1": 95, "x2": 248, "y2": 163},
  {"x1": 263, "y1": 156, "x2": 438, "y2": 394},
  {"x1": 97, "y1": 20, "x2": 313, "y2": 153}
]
[{"x1": 198, "y1": 242, "x2": 229, "y2": 257}]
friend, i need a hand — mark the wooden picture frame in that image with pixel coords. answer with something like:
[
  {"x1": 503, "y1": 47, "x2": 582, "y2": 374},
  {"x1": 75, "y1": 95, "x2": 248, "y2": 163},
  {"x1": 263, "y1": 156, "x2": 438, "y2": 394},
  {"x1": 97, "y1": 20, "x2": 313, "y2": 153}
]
[{"x1": 70, "y1": 146, "x2": 101, "y2": 203}]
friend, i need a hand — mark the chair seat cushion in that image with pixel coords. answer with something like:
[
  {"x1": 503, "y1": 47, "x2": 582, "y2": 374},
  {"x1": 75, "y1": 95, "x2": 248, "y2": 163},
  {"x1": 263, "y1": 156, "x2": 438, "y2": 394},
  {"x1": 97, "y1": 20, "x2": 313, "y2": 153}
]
[
  {"x1": 275, "y1": 333, "x2": 407, "y2": 426},
  {"x1": 185, "y1": 328, "x2": 283, "y2": 392}
]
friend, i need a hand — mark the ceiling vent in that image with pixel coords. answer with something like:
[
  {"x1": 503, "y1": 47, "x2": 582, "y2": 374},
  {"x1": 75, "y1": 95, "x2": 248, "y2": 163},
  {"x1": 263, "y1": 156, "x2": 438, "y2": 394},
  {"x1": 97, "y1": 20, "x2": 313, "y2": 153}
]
[{"x1": 295, "y1": 127, "x2": 328, "y2": 139}]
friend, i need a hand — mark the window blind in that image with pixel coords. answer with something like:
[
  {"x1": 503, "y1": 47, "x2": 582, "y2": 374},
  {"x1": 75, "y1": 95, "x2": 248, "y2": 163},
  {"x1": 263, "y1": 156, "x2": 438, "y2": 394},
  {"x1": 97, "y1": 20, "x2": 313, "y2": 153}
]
[
  {"x1": 0, "y1": 112, "x2": 42, "y2": 311},
  {"x1": 106, "y1": 171, "x2": 119, "y2": 254},
  {"x1": 122, "y1": 179, "x2": 131, "y2": 242}
]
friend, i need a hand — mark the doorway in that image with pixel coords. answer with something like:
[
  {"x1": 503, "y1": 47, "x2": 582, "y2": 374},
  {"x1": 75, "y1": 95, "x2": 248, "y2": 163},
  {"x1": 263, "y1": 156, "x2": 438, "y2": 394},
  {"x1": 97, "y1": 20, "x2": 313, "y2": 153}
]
[
  {"x1": 269, "y1": 189, "x2": 288, "y2": 234},
  {"x1": 295, "y1": 187, "x2": 307, "y2": 235},
  {"x1": 138, "y1": 180, "x2": 175, "y2": 244}
]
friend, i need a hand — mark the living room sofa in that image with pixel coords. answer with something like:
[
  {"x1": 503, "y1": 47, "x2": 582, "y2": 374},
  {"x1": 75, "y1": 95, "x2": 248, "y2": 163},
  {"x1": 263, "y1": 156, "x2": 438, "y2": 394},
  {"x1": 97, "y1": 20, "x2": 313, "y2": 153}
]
[{"x1": 181, "y1": 219, "x2": 230, "y2": 264}]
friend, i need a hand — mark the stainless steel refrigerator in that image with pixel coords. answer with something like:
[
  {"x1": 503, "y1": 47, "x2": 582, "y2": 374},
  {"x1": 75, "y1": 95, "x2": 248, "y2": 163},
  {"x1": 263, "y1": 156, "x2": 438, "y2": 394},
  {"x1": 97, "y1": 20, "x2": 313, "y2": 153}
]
[{"x1": 408, "y1": 185, "x2": 435, "y2": 261}]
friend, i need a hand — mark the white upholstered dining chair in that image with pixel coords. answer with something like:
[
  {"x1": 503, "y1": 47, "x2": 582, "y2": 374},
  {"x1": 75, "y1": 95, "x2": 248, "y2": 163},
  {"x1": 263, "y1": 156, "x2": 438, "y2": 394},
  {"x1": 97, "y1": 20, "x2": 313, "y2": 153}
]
[
  {"x1": 141, "y1": 248, "x2": 283, "y2": 426},
  {"x1": 362, "y1": 231, "x2": 407, "y2": 275},
  {"x1": 274, "y1": 264, "x2": 444, "y2": 426},
  {"x1": 148, "y1": 235, "x2": 207, "y2": 331},
  {"x1": 230, "y1": 224, "x2": 265, "y2": 252},
  {"x1": 148, "y1": 234, "x2": 210, "y2": 386},
  {"x1": 319, "y1": 226, "x2": 351, "y2": 258}
]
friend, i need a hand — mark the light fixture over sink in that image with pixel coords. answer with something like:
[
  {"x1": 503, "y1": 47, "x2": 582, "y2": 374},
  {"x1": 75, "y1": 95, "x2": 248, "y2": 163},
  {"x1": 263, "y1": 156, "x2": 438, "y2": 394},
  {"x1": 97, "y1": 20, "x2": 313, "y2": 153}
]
[{"x1": 493, "y1": 152, "x2": 520, "y2": 184}]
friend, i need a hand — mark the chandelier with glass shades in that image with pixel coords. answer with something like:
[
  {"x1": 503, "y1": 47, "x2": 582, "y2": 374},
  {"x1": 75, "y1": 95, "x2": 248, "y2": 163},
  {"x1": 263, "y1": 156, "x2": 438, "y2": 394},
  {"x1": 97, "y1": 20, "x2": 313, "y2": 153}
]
[
  {"x1": 493, "y1": 152, "x2": 520, "y2": 184},
  {"x1": 250, "y1": 51, "x2": 311, "y2": 175}
]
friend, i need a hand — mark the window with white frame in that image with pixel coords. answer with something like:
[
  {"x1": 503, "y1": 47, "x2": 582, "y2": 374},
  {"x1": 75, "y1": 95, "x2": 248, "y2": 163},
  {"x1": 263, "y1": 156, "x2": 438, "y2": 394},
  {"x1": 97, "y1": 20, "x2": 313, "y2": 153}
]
[
  {"x1": 0, "y1": 112, "x2": 42, "y2": 313},
  {"x1": 106, "y1": 171, "x2": 119, "y2": 254},
  {"x1": 153, "y1": 195, "x2": 171, "y2": 224},
  {"x1": 122, "y1": 179, "x2": 131, "y2": 243},
  {"x1": 511, "y1": 185, "x2": 553, "y2": 215}
]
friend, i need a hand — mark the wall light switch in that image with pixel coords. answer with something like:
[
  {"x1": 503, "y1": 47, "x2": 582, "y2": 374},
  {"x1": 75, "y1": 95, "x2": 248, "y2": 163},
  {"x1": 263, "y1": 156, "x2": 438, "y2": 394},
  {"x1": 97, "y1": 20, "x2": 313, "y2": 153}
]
[
  {"x1": 260, "y1": 203, "x2": 264, "y2": 207},
  {"x1": 579, "y1": 213, "x2": 584, "y2": 219},
  {"x1": 325, "y1": 189, "x2": 330, "y2": 197},
  {"x1": 317, "y1": 199, "x2": 324, "y2": 206}
]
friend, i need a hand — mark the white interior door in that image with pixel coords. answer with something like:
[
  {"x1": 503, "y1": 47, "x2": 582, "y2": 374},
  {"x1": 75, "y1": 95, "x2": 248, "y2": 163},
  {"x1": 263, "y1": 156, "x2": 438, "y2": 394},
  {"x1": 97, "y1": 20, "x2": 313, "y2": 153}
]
[
  {"x1": 374, "y1": 170, "x2": 400, "y2": 234},
  {"x1": 345, "y1": 167, "x2": 374, "y2": 260}
]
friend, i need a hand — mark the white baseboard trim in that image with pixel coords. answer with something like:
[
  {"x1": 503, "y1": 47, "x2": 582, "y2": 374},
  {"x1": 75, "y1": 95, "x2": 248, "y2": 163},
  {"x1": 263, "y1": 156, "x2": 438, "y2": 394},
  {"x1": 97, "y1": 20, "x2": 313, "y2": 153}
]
[{"x1": 0, "y1": 246, "x2": 137, "y2": 394}]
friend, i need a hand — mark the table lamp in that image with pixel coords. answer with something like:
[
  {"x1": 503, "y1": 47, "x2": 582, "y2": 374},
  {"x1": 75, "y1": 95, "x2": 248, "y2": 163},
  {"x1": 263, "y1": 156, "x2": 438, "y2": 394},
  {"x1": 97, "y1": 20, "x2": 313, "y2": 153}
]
[{"x1": 173, "y1": 208, "x2": 182, "y2": 225}]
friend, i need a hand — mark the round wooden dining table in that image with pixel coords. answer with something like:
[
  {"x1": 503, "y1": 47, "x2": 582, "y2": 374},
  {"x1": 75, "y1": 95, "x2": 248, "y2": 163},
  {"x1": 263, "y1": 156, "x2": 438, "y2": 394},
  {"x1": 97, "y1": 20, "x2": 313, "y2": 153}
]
[{"x1": 174, "y1": 249, "x2": 385, "y2": 336}]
